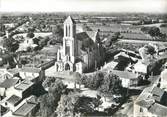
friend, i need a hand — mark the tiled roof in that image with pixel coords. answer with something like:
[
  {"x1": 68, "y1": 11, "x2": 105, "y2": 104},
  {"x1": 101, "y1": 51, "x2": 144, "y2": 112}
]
[
  {"x1": 135, "y1": 86, "x2": 167, "y2": 116},
  {"x1": 76, "y1": 32, "x2": 95, "y2": 52},
  {"x1": 76, "y1": 32, "x2": 90, "y2": 41},
  {"x1": 149, "y1": 103, "x2": 167, "y2": 116},
  {"x1": 6, "y1": 95, "x2": 22, "y2": 106},
  {"x1": 0, "y1": 79, "x2": 19, "y2": 88},
  {"x1": 20, "y1": 67, "x2": 41, "y2": 73},
  {"x1": 15, "y1": 80, "x2": 33, "y2": 91},
  {"x1": 86, "y1": 31, "x2": 97, "y2": 40},
  {"x1": 135, "y1": 99, "x2": 154, "y2": 109},
  {"x1": 151, "y1": 87, "x2": 165, "y2": 102},
  {"x1": 111, "y1": 70, "x2": 137, "y2": 79},
  {"x1": 13, "y1": 102, "x2": 37, "y2": 116}
]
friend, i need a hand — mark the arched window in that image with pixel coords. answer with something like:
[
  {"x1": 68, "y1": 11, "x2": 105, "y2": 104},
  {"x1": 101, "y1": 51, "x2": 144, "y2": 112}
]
[
  {"x1": 68, "y1": 25, "x2": 70, "y2": 37},
  {"x1": 66, "y1": 25, "x2": 68, "y2": 37},
  {"x1": 65, "y1": 63, "x2": 70, "y2": 70}
]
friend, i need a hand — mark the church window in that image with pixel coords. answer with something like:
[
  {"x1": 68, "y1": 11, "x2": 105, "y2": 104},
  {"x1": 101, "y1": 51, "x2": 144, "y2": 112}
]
[
  {"x1": 66, "y1": 25, "x2": 68, "y2": 37},
  {"x1": 65, "y1": 63, "x2": 70, "y2": 70},
  {"x1": 69, "y1": 25, "x2": 71, "y2": 37},
  {"x1": 59, "y1": 53, "x2": 61, "y2": 60},
  {"x1": 66, "y1": 46, "x2": 70, "y2": 55}
]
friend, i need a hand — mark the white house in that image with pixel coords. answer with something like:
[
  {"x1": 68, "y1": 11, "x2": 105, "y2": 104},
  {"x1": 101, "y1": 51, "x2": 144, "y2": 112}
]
[{"x1": 111, "y1": 70, "x2": 138, "y2": 88}]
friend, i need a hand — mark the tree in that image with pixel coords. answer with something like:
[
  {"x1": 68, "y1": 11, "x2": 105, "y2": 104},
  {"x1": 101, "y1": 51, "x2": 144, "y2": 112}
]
[
  {"x1": 104, "y1": 32, "x2": 120, "y2": 48},
  {"x1": 3, "y1": 37, "x2": 19, "y2": 52},
  {"x1": 99, "y1": 73, "x2": 123, "y2": 95},
  {"x1": 38, "y1": 36, "x2": 50, "y2": 47},
  {"x1": 144, "y1": 45, "x2": 156, "y2": 55},
  {"x1": 56, "y1": 92, "x2": 102, "y2": 117},
  {"x1": 79, "y1": 71, "x2": 104, "y2": 90},
  {"x1": 33, "y1": 38, "x2": 40, "y2": 45},
  {"x1": 39, "y1": 78, "x2": 67, "y2": 117},
  {"x1": 141, "y1": 26, "x2": 161, "y2": 37},
  {"x1": 26, "y1": 32, "x2": 35, "y2": 38},
  {"x1": 51, "y1": 25, "x2": 63, "y2": 44},
  {"x1": 148, "y1": 27, "x2": 160, "y2": 37},
  {"x1": 56, "y1": 93, "x2": 80, "y2": 117}
]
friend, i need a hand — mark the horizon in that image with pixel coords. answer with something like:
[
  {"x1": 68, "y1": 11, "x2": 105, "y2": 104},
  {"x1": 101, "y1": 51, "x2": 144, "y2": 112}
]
[{"x1": 1, "y1": 0, "x2": 167, "y2": 14}]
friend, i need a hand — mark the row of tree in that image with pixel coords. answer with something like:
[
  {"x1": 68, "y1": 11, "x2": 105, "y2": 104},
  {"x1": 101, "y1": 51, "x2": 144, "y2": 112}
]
[
  {"x1": 79, "y1": 71, "x2": 124, "y2": 96},
  {"x1": 141, "y1": 26, "x2": 167, "y2": 41}
]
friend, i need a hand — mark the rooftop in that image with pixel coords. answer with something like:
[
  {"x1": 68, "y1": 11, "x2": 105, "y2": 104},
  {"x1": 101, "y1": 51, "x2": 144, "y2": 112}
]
[
  {"x1": 151, "y1": 87, "x2": 165, "y2": 102},
  {"x1": 6, "y1": 95, "x2": 22, "y2": 106},
  {"x1": 111, "y1": 70, "x2": 137, "y2": 79},
  {"x1": 0, "y1": 79, "x2": 19, "y2": 88},
  {"x1": 136, "y1": 99, "x2": 154, "y2": 109},
  {"x1": 13, "y1": 102, "x2": 37, "y2": 116},
  {"x1": 149, "y1": 103, "x2": 167, "y2": 116},
  {"x1": 20, "y1": 67, "x2": 41, "y2": 73},
  {"x1": 135, "y1": 86, "x2": 167, "y2": 116},
  {"x1": 15, "y1": 80, "x2": 33, "y2": 91}
]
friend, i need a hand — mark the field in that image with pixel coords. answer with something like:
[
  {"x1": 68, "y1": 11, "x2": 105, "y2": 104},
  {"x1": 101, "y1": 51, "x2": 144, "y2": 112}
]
[
  {"x1": 88, "y1": 23, "x2": 142, "y2": 33},
  {"x1": 13, "y1": 32, "x2": 52, "y2": 38}
]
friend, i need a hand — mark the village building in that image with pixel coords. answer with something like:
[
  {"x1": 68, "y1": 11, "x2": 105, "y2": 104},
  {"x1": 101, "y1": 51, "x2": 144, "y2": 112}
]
[
  {"x1": 134, "y1": 60, "x2": 148, "y2": 75},
  {"x1": 55, "y1": 16, "x2": 104, "y2": 73},
  {"x1": 19, "y1": 67, "x2": 45, "y2": 83},
  {"x1": 134, "y1": 86, "x2": 167, "y2": 117},
  {"x1": 1, "y1": 95, "x2": 38, "y2": 117},
  {"x1": 111, "y1": 70, "x2": 139, "y2": 88},
  {"x1": 160, "y1": 69, "x2": 167, "y2": 90}
]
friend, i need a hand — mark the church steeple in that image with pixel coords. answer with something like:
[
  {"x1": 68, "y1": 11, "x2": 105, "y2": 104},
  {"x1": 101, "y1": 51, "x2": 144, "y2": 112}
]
[
  {"x1": 63, "y1": 16, "x2": 77, "y2": 63},
  {"x1": 64, "y1": 16, "x2": 76, "y2": 38}
]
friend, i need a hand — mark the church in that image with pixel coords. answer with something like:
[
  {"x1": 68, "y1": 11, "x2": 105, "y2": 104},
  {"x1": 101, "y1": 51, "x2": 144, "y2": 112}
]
[{"x1": 55, "y1": 16, "x2": 105, "y2": 73}]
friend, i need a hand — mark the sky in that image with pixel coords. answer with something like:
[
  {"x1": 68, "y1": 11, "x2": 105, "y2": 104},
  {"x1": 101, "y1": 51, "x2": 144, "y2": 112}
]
[{"x1": 0, "y1": 0, "x2": 167, "y2": 13}]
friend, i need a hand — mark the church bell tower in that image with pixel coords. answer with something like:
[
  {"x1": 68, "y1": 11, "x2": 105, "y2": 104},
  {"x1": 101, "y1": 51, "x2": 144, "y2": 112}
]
[{"x1": 63, "y1": 16, "x2": 77, "y2": 63}]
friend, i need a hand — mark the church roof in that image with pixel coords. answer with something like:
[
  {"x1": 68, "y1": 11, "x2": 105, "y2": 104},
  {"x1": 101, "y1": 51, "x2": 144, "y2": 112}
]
[
  {"x1": 86, "y1": 31, "x2": 97, "y2": 40},
  {"x1": 76, "y1": 32, "x2": 90, "y2": 41},
  {"x1": 64, "y1": 16, "x2": 76, "y2": 24},
  {"x1": 76, "y1": 32, "x2": 95, "y2": 52}
]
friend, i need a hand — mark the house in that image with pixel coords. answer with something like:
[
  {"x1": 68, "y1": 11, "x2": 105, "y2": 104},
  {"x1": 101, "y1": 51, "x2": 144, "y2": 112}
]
[
  {"x1": 134, "y1": 86, "x2": 167, "y2": 117},
  {"x1": 160, "y1": 69, "x2": 167, "y2": 90},
  {"x1": 19, "y1": 67, "x2": 45, "y2": 83},
  {"x1": 113, "y1": 52, "x2": 137, "y2": 71},
  {"x1": 1, "y1": 95, "x2": 38, "y2": 117},
  {"x1": 55, "y1": 16, "x2": 105, "y2": 73},
  {"x1": 4, "y1": 95, "x2": 22, "y2": 111},
  {"x1": 0, "y1": 78, "x2": 20, "y2": 97},
  {"x1": 111, "y1": 70, "x2": 138, "y2": 88},
  {"x1": 13, "y1": 80, "x2": 34, "y2": 98},
  {"x1": 134, "y1": 60, "x2": 148, "y2": 75}
]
